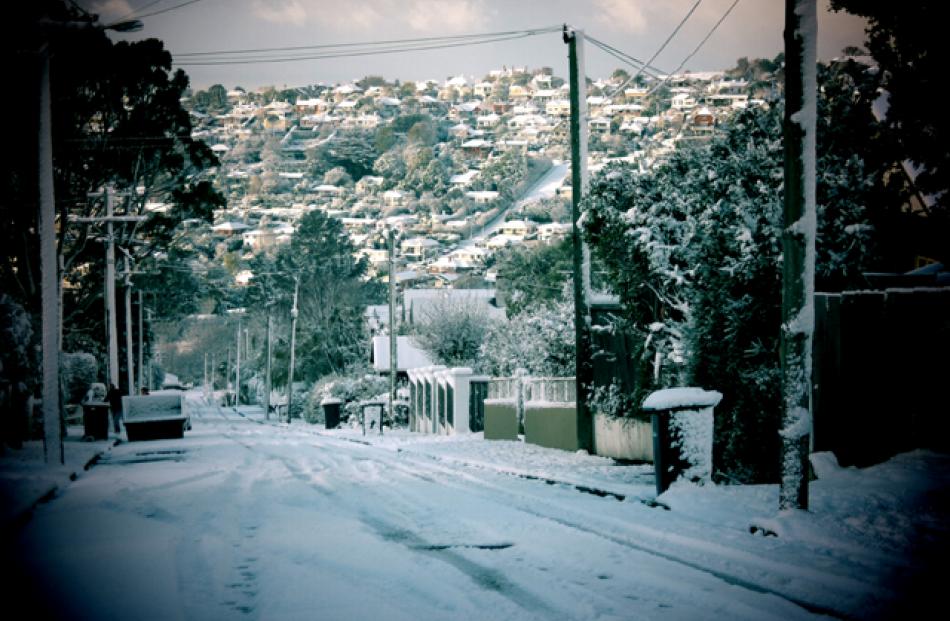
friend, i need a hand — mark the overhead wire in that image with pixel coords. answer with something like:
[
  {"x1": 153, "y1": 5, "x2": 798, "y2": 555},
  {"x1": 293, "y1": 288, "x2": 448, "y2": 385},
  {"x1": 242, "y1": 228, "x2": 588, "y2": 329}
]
[
  {"x1": 583, "y1": 35, "x2": 665, "y2": 82},
  {"x1": 600, "y1": 0, "x2": 704, "y2": 99},
  {"x1": 172, "y1": 26, "x2": 562, "y2": 66},
  {"x1": 647, "y1": 0, "x2": 741, "y2": 96},
  {"x1": 174, "y1": 26, "x2": 561, "y2": 58}
]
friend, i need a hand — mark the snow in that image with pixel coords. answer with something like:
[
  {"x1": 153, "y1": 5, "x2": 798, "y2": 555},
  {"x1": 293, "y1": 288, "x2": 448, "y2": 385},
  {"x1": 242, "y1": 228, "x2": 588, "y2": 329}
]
[
  {"x1": 3, "y1": 390, "x2": 948, "y2": 619},
  {"x1": 641, "y1": 387, "x2": 722, "y2": 411}
]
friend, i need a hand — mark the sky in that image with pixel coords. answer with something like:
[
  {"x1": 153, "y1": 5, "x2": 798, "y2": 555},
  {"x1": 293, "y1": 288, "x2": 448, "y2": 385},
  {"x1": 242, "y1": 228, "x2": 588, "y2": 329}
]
[
  {"x1": 78, "y1": 0, "x2": 870, "y2": 90},
  {"x1": 3, "y1": 391, "x2": 946, "y2": 619}
]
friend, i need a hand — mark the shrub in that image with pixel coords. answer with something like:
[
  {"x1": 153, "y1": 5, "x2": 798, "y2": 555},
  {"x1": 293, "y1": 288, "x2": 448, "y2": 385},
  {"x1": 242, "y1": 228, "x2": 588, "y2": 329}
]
[{"x1": 61, "y1": 353, "x2": 98, "y2": 404}]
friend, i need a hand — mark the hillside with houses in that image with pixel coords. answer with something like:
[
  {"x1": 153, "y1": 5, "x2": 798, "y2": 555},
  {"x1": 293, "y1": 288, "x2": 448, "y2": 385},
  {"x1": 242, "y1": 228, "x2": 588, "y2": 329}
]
[{"x1": 179, "y1": 65, "x2": 760, "y2": 293}]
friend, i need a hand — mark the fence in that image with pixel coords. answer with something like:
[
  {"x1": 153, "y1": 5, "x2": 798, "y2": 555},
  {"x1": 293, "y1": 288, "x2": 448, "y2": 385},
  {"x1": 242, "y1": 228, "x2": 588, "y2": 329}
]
[
  {"x1": 406, "y1": 366, "x2": 490, "y2": 435},
  {"x1": 813, "y1": 288, "x2": 950, "y2": 466}
]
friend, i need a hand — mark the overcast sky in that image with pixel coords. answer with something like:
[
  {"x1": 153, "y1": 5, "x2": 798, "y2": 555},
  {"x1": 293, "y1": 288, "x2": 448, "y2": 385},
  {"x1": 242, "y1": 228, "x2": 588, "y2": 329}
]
[{"x1": 81, "y1": 0, "x2": 869, "y2": 91}]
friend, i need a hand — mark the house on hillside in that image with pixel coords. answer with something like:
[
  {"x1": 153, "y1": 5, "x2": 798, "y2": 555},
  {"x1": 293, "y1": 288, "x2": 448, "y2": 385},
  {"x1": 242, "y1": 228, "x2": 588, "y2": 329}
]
[
  {"x1": 400, "y1": 237, "x2": 440, "y2": 261},
  {"x1": 460, "y1": 139, "x2": 493, "y2": 159}
]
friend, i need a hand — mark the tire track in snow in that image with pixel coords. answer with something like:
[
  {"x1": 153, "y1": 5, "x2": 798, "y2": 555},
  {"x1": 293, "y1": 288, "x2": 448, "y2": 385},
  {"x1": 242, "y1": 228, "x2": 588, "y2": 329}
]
[
  {"x1": 297, "y1": 432, "x2": 856, "y2": 620},
  {"x1": 188, "y1": 407, "x2": 851, "y2": 618}
]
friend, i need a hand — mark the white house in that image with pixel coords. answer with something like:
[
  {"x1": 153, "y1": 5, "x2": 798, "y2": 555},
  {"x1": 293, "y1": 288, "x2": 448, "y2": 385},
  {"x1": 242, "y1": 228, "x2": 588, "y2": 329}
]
[
  {"x1": 400, "y1": 237, "x2": 440, "y2": 260},
  {"x1": 465, "y1": 190, "x2": 500, "y2": 204}
]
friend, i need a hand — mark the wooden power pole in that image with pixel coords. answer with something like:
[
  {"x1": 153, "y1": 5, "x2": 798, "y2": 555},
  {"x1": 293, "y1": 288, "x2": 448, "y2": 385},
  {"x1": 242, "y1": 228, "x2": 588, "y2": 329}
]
[
  {"x1": 780, "y1": 0, "x2": 817, "y2": 511},
  {"x1": 286, "y1": 275, "x2": 299, "y2": 424},
  {"x1": 564, "y1": 24, "x2": 594, "y2": 452},
  {"x1": 387, "y1": 228, "x2": 397, "y2": 436}
]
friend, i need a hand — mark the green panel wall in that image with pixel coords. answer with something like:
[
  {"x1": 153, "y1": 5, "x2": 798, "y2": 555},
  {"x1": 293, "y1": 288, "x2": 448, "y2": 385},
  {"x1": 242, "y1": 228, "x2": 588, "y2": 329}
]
[
  {"x1": 484, "y1": 401, "x2": 519, "y2": 440},
  {"x1": 525, "y1": 405, "x2": 579, "y2": 452}
]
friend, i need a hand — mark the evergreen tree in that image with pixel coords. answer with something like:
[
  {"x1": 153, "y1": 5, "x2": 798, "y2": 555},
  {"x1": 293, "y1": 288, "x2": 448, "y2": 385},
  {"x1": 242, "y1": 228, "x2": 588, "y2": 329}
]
[{"x1": 248, "y1": 211, "x2": 382, "y2": 385}]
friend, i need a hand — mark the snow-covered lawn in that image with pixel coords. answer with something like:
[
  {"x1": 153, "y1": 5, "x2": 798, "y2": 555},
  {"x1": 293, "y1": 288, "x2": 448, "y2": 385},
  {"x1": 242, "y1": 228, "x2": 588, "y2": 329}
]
[{"x1": 2, "y1": 391, "x2": 947, "y2": 620}]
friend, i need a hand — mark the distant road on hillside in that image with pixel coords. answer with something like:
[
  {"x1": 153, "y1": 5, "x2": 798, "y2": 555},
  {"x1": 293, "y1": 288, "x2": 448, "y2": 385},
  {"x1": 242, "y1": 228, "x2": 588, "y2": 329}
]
[{"x1": 457, "y1": 160, "x2": 570, "y2": 251}]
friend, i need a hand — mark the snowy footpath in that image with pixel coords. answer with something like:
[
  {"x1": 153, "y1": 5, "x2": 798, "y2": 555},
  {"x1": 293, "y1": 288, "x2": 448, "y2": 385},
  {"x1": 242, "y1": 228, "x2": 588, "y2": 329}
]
[{"x1": 2, "y1": 390, "x2": 947, "y2": 620}]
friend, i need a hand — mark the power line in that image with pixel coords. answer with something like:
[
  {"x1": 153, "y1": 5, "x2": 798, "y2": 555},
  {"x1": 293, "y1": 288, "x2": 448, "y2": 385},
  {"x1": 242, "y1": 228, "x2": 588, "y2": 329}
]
[
  {"x1": 647, "y1": 0, "x2": 741, "y2": 96},
  {"x1": 173, "y1": 26, "x2": 561, "y2": 66},
  {"x1": 601, "y1": 0, "x2": 704, "y2": 98},
  {"x1": 583, "y1": 35, "x2": 666, "y2": 82},
  {"x1": 175, "y1": 26, "x2": 560, "y2": 57}
]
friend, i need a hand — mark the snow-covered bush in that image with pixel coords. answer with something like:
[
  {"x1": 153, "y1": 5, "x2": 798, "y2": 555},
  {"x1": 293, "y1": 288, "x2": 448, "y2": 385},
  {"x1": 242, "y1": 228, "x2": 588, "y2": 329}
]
[
  {"x1": 478, "y1": 296, "x2": 574, "y2": 377},
  {"x1": 305, "y1": 369, "x2": 389, "y2": 426},
  {"x1": 61, "y1": 353, "x2": 98, "y2": 405},
  {"x1": 412, "y1": 299, "x2": 490, "y2": 368}
]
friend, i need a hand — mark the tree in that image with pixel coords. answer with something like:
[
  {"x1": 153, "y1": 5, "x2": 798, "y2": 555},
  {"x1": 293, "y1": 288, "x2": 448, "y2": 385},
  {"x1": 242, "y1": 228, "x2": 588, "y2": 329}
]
[
  {"x1": 495, "y1": 238, "x2": 572, "y2": 317},
  {"x1": 3, "y1": 1, "x2": 223, "y2": 385},
  {"x1": 249, "y1": 211, "x2": 382, "y2": 384},
  {"x1": 830, "y1": 0, "x2": 950, "y2": 266},
  {"x1": 479, "y1": 296, "x2": 574, "y2": 377},
  {"x1": 584, "y1": 65, "x2": 880, "y2": 482},
  {"x1": 412, "y1": 300, "x2": 490, "y2": 368}
]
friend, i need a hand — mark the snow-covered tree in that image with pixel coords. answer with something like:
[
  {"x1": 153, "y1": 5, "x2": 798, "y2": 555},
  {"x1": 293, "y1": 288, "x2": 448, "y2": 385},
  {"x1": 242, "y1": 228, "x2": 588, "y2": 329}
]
[
  {"x1": 584, "y1": 62, "x2": 880, "y2": 483},
  {"x1": 412, "y1": 300, "x2": 490, "y2": 368},
  {"x1": 478, "y1": 296, "x2": 574, "y2": 377}
]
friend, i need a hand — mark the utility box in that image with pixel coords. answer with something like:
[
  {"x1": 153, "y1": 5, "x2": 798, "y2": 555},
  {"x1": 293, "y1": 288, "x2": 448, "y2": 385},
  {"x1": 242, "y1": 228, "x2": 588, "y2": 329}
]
[{"x1": 642, "y1": 388, "x2": 722, "y2": 496}]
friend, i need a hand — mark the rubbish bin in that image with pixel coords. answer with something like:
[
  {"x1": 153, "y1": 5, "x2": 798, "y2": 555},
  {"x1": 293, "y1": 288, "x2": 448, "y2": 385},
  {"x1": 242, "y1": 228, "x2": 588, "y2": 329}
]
[
  {"x1": 321, "y1": 397, "x2": 342, "y2": 430},
  {"x1": 83, "y1": 401, "x2": 110, "y2": 441},
  {"x1": 642, "y1": 388, "x2": 722, "y2": 496}
]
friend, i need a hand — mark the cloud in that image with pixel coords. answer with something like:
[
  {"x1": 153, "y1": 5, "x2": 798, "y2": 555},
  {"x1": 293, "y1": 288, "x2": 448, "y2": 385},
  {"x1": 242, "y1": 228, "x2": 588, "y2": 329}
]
[
  {"x1": 86, "y1": 0, "x2": 135, "y2": 19},
  {"x1": 592, "y1": 0, "x2": 649, "y2": 33},
  {"x1": 405, "y1": 0, "x2": 487, "y2": 32},
  {"x1": 251, "y1": 0, "x2": 309, "y2": 25}
]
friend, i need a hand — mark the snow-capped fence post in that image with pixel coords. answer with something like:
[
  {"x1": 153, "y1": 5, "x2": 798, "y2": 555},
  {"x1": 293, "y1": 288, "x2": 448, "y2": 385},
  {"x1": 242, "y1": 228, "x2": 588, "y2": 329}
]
[
  {"x1": 435, "y1": 369, "x2": 449, "y2": 434},
  {"x1": 443, "y1": 368, "x2": 474, "y2": 434},
  {"x1": 642, "y1": 388, "x2": 722, "y2": 497},
  {"x1": 422, "y1": 366, "x2": 445, "y2": 435},
  {"x1": 406, "y1": 369, "x2": 422, "y2": 432},
  {"x1": 515, "y1": 368, "x2": 528, "y2": 434},
  {"x1": 780, "y1": 0, "x2": 817, "y2": 511}
]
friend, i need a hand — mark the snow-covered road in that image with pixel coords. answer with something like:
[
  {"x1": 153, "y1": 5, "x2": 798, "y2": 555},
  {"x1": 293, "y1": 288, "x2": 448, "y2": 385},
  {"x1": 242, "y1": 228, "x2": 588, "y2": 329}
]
[{"x1": 5, "y1": 393, "x2": 942, "y2": 620}]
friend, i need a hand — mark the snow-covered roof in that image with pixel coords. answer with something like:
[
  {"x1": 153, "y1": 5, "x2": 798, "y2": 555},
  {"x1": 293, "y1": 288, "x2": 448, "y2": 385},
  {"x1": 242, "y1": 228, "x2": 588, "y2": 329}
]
[{"x1": 371, "y1": 336, "x2": 433, "y2": 372}]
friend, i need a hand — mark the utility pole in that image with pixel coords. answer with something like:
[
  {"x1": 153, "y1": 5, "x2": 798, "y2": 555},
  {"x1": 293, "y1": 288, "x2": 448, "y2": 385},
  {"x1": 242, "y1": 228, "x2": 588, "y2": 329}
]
[
  {"x1": 77, "y1": 188, "x2": 144, "y2": 392},
  {"x1": 286, "y1": 275, "x2": 300, "y2": 424},
  {"x1": 38, "y1": 39, "x2": 61, "y2": 465},
  {"x1": 105, "y1": 190, "x2": 119, "y2": 390},
  {"x1": 779, "y1": 0, "x2": 817, "y2": 511},
  {"x1": 33, "y1": 0, "x2": 142, "y2": 467},
  {"x1": 137, "y1": 290, "x2": 144, "y2": 394},
  {"x1": 564, "y1": 24, "x2": 594, "y2": 452},
  {"x1": 265, "y1": 312, "x2": 272, "y2": 420},
  {"x1": 123, "y1": 255, "x2": 134, "y2": 396},
  {"x1": 235, "y1": 314, "x2": 241, "y2": 407},
  {"x1": 145, "y1": 308, "x2": 154, "y2": 391},
  {"x1": 387, "y1": 228, "x2": 397, "y2": 436}
]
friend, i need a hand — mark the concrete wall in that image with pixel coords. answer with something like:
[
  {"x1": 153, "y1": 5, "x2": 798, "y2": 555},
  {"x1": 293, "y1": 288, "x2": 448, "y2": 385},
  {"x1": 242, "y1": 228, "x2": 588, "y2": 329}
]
[{"x1": 524, "y1": 403, "x2": 579, "y2": 452}]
